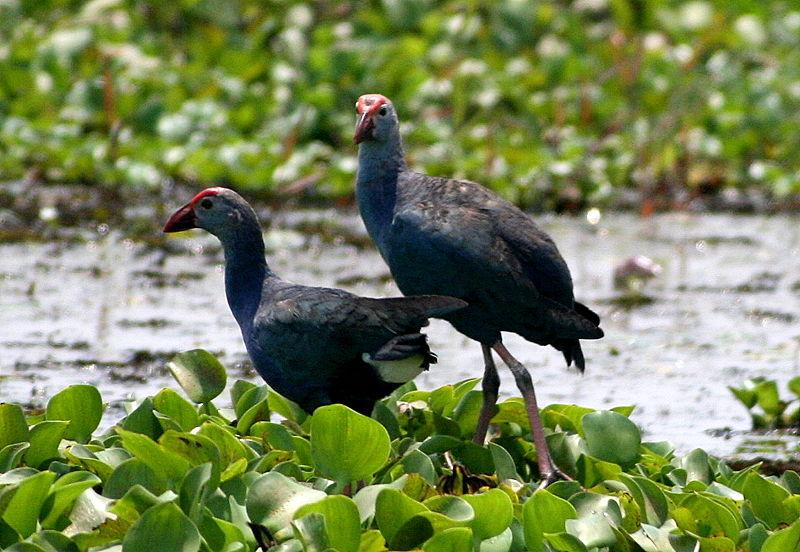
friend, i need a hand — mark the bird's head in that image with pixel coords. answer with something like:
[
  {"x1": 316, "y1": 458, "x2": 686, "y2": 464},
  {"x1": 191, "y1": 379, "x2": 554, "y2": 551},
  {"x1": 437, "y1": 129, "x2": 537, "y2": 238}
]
[
  {"x1": 163, "y1": 187, "x2": 255, "y2": 239},
  {"x1": 354, "y1": 94, "x2": 398, "y2": 145}
]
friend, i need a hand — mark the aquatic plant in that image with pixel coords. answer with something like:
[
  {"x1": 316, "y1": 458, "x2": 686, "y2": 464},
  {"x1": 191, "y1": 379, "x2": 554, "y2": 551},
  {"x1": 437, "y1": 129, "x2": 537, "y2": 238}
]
[
  {"x1": 730, "y1": 376, "x2": 800, "y2": 430},
  {"x1": 0, "y1": 349, "x2": 799, "y2": 551},
  {"x1": 0, "y1": 1, "x2": 798, "y2": 208}
]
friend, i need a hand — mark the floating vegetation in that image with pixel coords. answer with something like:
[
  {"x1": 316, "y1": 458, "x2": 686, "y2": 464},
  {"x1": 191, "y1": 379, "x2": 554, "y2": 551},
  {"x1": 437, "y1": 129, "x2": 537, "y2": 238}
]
[{"x1": 2, "y1": 351, "x2": 800, "y2": 550}]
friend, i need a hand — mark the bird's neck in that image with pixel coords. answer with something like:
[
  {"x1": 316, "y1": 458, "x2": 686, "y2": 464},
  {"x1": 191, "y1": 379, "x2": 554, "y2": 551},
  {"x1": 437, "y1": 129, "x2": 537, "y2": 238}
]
[
  {"x1": 356, "y1": 135, "x2": 407, "y2": 241},
  {"x1": 219, "y1": 226, "x2": 273, "y2": 333}
]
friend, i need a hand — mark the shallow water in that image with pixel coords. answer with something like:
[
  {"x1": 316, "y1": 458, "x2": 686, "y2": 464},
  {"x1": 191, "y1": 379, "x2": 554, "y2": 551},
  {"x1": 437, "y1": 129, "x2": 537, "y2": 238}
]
[{"x1": 2, "y1": 209, "x2": 799, "y2": 456}]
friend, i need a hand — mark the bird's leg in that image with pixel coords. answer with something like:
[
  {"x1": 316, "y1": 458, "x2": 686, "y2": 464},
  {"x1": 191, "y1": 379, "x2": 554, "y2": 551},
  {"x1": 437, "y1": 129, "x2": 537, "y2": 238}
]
[
  {"x1": 492, "y1": 341, "x2": 569, "y2": 487},
  {"x1": 473, "y1": 344, "x2": 500, "y2": 445}
]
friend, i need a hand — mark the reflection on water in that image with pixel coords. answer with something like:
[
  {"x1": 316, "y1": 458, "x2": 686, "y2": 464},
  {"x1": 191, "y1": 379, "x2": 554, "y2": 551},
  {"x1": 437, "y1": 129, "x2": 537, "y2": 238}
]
[{"x1": 2, "y1": 210, "x2": 799, "y2": 456}]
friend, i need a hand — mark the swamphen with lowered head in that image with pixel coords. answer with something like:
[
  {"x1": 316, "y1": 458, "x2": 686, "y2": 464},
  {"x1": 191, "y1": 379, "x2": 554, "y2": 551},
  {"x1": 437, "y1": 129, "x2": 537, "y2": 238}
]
[
  {"x1": 354, "y1": 94, "x2": 603, "y2": 485},
  {"x1": 163, "y1": 187, "x2": 466, "y2": 415}
]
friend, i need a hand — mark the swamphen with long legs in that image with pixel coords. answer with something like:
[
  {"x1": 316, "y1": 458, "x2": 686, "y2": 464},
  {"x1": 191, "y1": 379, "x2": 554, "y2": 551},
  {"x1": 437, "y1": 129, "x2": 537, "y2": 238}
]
[
  {"x1": 163, "y1": 187, "x2": 466, "y2": 415},
  {"x1": 353, "y1": 94, "x2": 603, "y2": 485}
]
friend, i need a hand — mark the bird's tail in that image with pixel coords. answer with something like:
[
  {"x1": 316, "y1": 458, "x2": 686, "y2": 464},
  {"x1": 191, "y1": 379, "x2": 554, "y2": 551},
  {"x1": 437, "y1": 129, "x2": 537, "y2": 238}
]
[{"x1": 553, "y1": 301, "x2": 601, "y2": 373}]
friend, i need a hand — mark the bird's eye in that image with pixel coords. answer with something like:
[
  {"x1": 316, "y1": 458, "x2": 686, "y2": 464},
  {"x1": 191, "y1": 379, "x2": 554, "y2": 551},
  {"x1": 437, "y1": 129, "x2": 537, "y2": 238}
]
[
  {"x1": 200, "y1": 198, "x2": 213, "y2": 209},
  {"x1": 378, "y1": 106, "x2": 388, "y2": 116}
]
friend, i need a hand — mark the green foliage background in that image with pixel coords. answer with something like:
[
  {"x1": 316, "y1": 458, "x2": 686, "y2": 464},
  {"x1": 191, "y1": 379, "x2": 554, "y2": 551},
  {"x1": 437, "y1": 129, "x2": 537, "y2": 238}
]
[{"x1": 0, "y1": 0, "x2": 798, "y2": 208}]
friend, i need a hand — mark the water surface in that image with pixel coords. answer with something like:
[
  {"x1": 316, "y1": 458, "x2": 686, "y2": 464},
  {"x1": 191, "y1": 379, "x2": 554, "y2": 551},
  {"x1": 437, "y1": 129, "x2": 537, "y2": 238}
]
[{"x1": 2, "y1": 209, "x2": 799, "y2": 456}]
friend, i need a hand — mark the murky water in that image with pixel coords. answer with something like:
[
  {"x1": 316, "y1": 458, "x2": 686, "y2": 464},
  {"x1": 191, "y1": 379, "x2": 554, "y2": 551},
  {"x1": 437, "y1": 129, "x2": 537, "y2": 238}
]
[{"x1": 2, "y1": 208, "x2": 800, "y2": 457}]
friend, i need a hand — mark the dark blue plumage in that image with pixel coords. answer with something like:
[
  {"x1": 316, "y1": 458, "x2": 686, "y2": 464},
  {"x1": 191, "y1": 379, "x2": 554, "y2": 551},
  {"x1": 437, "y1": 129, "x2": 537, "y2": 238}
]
[
  {"x1": 354, "y1": 94, "x2": 603, "y2": 484},
  {"x1": 164, "y1": 187, "x2": 466, "y2": 414}
]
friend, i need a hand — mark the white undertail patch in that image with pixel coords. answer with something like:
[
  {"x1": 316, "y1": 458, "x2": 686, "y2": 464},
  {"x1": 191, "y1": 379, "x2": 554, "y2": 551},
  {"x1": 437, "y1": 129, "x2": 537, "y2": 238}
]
[{"x1": 362, "y1": 353, "x2": 426, "y2": 384}]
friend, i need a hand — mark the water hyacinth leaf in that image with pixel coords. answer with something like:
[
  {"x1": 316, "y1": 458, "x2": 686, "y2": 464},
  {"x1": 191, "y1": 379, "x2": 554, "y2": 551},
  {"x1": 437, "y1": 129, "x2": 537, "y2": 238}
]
[
  {"x1": 25, "y1": 421, "x2": 69, "y2": 469},
  {"x1": 30, "y1": 530, "x2": 80, "y2": 552},
  {"x1": 292, "y1": 512, "x2": 330, "y2": 551},
  {"x1": 352, "y1": 475, "x2": 408, "y2": 523},
  {"x1": 233, "y1": 385, "x2": 269, "y2": 419},
  {"x1": 522, "y1": 489, "x2": 577, "y2": 552},
  {"x1": 423, "y1": 527, "x2": 473, "y2": 552},
  {"x1": 116, "y1": 428, "x2": 191, "y2": 486},
  {"x1": 198, "y1": 512, "x2": 246, "y2": 552},
  {"x1": 41, "y1": 470, "x2": 102, "y2": 529},
  {"x1": 45, "y1": 385, "x2": 102, "y2": 443},
  {"x1": 310, "y1": 404, "x2": 390, "y2": 484},
  {"x1": 576, "y1": 454, "x2": 622, "y2": 488},
  {"x1": 179, "y1": 463, "x2": 218, "y2": 523},
  {"x1": 246, "y1": 471, "x2": 326, "y2": 535},
  {"x1": 452, "y1": 390, "x2": 483, "y2": 436},
  {"x1": 2, "y1": 470, "x2": 56, "y2": 538},
  {"x1": 628, "y1": 523, "x2": 675, "y2": 552},
  {"x1": 674, "y1": 494, "x2": 740, "y2": 541},
  {"x1": 0, "y1": 403, "x2": 29, "y2": 450},
  {"x1": 753, "y1": 379, "x2": 783, "y2": 416},
  {"x1": 120, "y1": 398, "x2": 162, "y2": 440},
  {"x1": 122, "y1": 502, "x2": 201, "y2": 552},
  {"x1": 788, "y1": 377, "x2": 800, "y2": 398},
  {"x1": 479, "y1": 527, "x2": 514, "y2": 552},
  {"x1": 565, "y1": 512, "x2": 617, "y2": 549},
  {"x1": 230, "y1": 380, "x2": 258, "y2": 417},
  {"x1": 0, "y1": 442, "x2": 29, "y2": 472},
  {"x1": 462, "y1": 489, "x2": 514, "y2": 540},
  {"x1": 5, "y1": 544, "x2": 49, "y2": 552},
  {"x1": 167, "y1": 349, "x2": 227, "y2": 404},
  {"x1": 375, "y1": 488, "x2": 428, "y2": 545},
  {"x1": 421, "y1": 495, "x2": 475, "y2": 531},
  {"x1": 159, "y1": 430, "x2": 222, "y2": 480},
  {"x1": 104, "y1": 458, "x2": 168, "y2": 499},
  {"x1": 372, "y1": 402, "x2": 401, "y2": 440},
  {"x1": 488, "y1": 442, "x2": 520, "y2": 481},
  {"x1": 491, "y1": 398, "x2": 529, "y2": 429},
  {"x1": 267, "y1": 388, "x2": 307, "y2": 424},
  {"x1": 294, "y1": 495, "x2": 361, "y2": 552},
  {"x1": 742, "y1": 472, "x2": 797, "y2": 529},
  {"x1": 543, "y1": 532, "x2": 588, "y2": 552},
  {"x1": 236, "y1": 397, "x2": 270, "y2": 435},
  {"x1": 359, "y1": 529, "x2": 386, "y2": 552},
  {"x1": 250, "y1": 422, "x2": 295, "y2": 451},
  {"x1": 748, "y1": 523, "x2": 769, "y2": 552},
  {"x1": 152, "y1": 388, "x2": 200, "y2": 431},
  {"x1": 581, "y1": 410, "x2": 640, "y2": 466},
  {"x1": 401, "y1": 449, "x2": 437, "y2": 485},
  {"x1": 682, "y1": 448, "x2": 712, "y2": 484},
  {"x1": 541, "y1": 404, "x2": 594, "y2": 434},
  {"x1": 728, "y1": 385, "x2": 757, "y2": 409},
  {"x1": 618, "y1": 474, "x2": 669, "y2": 527}
]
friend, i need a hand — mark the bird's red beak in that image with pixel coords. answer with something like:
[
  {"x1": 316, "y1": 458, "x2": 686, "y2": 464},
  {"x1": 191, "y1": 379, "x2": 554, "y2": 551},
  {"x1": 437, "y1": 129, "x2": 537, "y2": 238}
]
[
  {"x1": 354, "y1": 112, "x2": 374, "y2": 145},
  {"x1": 163, "y1": 202, "x2": 197, "y2": 233}
]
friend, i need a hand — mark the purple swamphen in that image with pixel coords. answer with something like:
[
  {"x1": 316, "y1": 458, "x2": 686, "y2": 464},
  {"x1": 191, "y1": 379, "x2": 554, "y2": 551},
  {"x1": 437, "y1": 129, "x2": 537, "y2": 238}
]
[
  {"x1": 163, "y1": 187, "x2": 466, "y2": 415},
  {"x1": 354, "y1": 94, "x2": 604, "y2": 484}
]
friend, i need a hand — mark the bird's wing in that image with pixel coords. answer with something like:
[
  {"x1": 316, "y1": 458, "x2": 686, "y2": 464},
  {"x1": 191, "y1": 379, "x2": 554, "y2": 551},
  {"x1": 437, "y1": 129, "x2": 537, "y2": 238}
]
[
  {"x1": 393, "y1": 175, "x2": 600, "y2": 338},
  {"x1": 256, "y1": 286, "x2": 463, "y2": 352}
]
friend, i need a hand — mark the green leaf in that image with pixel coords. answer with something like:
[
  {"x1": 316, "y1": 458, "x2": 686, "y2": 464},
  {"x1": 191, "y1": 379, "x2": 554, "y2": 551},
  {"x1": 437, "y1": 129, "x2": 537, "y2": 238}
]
[
  {"x1": 295, "y1": 495, "x2": 361, "y2": 552},
  {"x1": 523, "y1": 489, "x2": 577, "y2": 552},
  {"x1": 104, "y1": 458, "x2": 168, "y2": 499},
  {"x1": 0, "y1": 442, "x2": 30, "y2": 472},
  {"x1": 41, "y1": 470, "x2": 102, "y2": 529},
  {"x1": 423, "y1": 527, "x2": 473, "y2": 552},
  {"x1": 618, "y1": 474, "x2": 669, "y2": 527},
  {"x1": 122, "y1": 502, "x2": 201, "y2": 552},
  {"x1": 310, "y1": 405, "x2": 390, "y2": 484},
  {"x1": 246, "y1": 471, "x2": 326, "y2": 535},
  {"x1": 401, "y1": 449, "x2": 437, "y2": 485},
  {"x1": 352, "y1": 476, "x2": 408, "y2": 524},
  {"x1": 543, "y1": 531, "x2": 588, "y2": 552},
  {"x1": 682, "y1": 448, "x2": 712, "y2": 484},
  {"x1": 743, "y1": 472, "x2": 797, "y2": 529},
  {"x1": 581, "y1": 411, "x2": 641, "y2": 466},
  {"x1": 462, "y1": 489, "x2": 514, "y2": 540},
  {"x1": 152, "y1": 388, "x2": 200, "y2": 431},
  {"x1": 120, "y1": 398, "x2": 162, "y2": 440},
  {"x1": 116, "y1": 428, "x2": 191, "y2": 486},
  {"x1": 179, "y1": 463, "x2": 217, "y2": 523},
  {"x1": 0, "y1": 404, "x2": 30, "y2": 450},
  {"x1": 167, "y1": 349, "x2": 227, "y2": 404},
  {"x1": 25, "y1": 421, "x2": 69, "y2": 469},
  {"x1": 762, "y1": 518, "x2": 800, "y2": 552},
  {"x1": 2, "y1": 470, "x2": 56, "y2": 538},
  {"x1": 375, "y1": 488, "x2": 428, "y2": 545},
  {"x1": 674, "y1": 494, "x2": 740, "y2": 540},
  {"x1": 45, "y1": 385, "x2": 103, "y2": 443}
]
